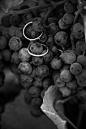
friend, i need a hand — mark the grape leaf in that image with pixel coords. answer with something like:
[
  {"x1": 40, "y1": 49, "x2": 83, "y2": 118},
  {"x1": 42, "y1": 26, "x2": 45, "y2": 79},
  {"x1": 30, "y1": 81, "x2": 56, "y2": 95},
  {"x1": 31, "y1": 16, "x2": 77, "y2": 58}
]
[{"x1": 41, "y1": 85, "x2": 67, "y2": 129}]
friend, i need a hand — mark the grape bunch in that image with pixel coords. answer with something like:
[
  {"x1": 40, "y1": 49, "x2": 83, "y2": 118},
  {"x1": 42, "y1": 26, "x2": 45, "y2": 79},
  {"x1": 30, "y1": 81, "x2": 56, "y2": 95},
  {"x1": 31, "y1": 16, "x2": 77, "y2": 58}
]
[{"x1": 53, "y1": 50, "x2": 84, "y2": 97}]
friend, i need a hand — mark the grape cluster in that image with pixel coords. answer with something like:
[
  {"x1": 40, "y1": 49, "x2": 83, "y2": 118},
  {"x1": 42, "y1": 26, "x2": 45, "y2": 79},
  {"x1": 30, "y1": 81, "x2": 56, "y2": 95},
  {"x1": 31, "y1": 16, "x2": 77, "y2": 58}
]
[
  {"x1": 0, "y1": 0, "x2": 86, "y2": 118},
  {"x1": 53, "y1": 50, "x2": 86, "y2": 97}
]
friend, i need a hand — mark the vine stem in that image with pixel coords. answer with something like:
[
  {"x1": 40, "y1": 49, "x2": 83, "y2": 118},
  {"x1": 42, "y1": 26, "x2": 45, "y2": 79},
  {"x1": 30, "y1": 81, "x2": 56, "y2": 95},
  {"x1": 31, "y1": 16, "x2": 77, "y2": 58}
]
[
  {"x1": 55, "y1": 94, "x2": 77, "y2": 105},
  {"x1": 57, "y1": 110, "x2": 78, "y2": 129},
  {"x1": 77, "y1": 110, "x2": 83, "y2": 128},
  {"x1": 73, "y1": 10, "x2": 80, "y2": 25},
  {"x1": 44, "y1": 0, "x2": 65, "y2": 24},
  {"x1": 7, "y1": 0, "x2": 65, "y2": 15},
  {"x1": 76, "y1": 102, "x2": 86, "y2": 128}
]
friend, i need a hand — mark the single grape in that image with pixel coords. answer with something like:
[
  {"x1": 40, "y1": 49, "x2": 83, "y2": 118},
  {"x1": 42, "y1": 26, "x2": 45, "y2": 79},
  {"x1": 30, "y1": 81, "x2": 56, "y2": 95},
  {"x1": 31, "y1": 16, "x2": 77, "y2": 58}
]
[
  {"x1": 18, "y1": 62, "x2": 32, "y2": 75},
  {"x1": 64, "y1": 1, "x2": 76, "y2": 13},
  {"x1": 32, "y1": 17, "x2": 44, "y2": 32},
  {"x1": 31, "y1": 97, "x2": 42, "y2": 107},
  {"x1": 0, "y1": 72, "x2": 5, "y2": 87},
  {"x1": 59, "y1": 13, "x2": 74, "y2": 29},
  {"x1": 72, "y1": 22, "x2": 84, "y2": 39},
  {"x1": 9, "y1": 14, "x2": 21, "y2": 27},
  {"x1": 31, "y1": 56, "x2": 43, "y2": 66},
  {"x1": 30, "y1": 106, "x2": 43, "y2": 117},
  {"x1": 20, "y1": 74, "x2": 33, "y2": 89},
  {"x1": 33, "y1": 77, "x2": 43, "y2": 88},
  {"x1": 0, "y1": 36, "x2": 7, "y2": 50},
  {"x1": 60, "y1": 69, "x2": 73, "y2": 82},
  {"x1": 36, "y1": 65, "x2": 49, "y2": 78},
  {"x1": 59, "y1": 86, "x2": 71, "y2": 97},
  {"x1": 18, "y1": 48, "x2": 31, "y2": 62},
  {"x1": 25, "y1": 22, "x2": 41, "y2": 39},
  {"x1": 54, "y1": 75, "x2": 65, "y2": 88},
  {"x1": 11, "y1": 52, "x2": 20, "y2": 64},
  {"x1": 43, "y1": 50, "x2": 53, "y2": 62},
  {"x1": 76, "y1": 40, "x2": 86, "y2": 52},
  {"x1": 62, "y1": 13, "x2": 74, "y2": 25},
  {"x1": 50, "y1": 58, "x2": 63, "y2": 70},
  {"x1": 28, "y1": 86, "x2": 41, "y2": 97},
  {"x1": 1, "y1": 15, "x2": 11, "y2": 27},
  {"x1": 76, "y1": 69, "x2": 86, "y2": 87},
  {"x1": 70, "y1": 62, "x2": 82, "y2": 75},
  {"x1": 1, "y1": 49, "x2": 11, "y2": 62},
  {"x1": 54, "y1": 31, "x2": 68, "y2": 46},
  {"x1": 77, "y1": 54, "x2": 86, "y2": 67},
  {"x1": 60, "y1": 50, "x2": 76, "y2": 64},
  {"x1": 28, "y1": 42, "x2": 43, "y2": 55},
  {"x1": 47, "y1": 22, "x2": 59, "y2": 35},
  {"x1": 9, "y1": 26, "x2": 18, "y2": 37},
  {"x1": 58, "y1": 17, "x2": 69, "y2": 29},
  {"x1": 66, "y1": 79, "x2": 77, "y2": 90},
  {"x1": 43, "y1": 78, "x2": 53, "y2": 89},
  {"x1": 9, "y1": 36, "x2": 22, "y2": 51}
]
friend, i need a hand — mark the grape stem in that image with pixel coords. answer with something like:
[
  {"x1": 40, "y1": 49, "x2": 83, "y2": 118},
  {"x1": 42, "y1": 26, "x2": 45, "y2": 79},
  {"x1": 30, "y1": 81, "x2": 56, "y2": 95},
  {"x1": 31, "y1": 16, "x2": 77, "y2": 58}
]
[
  {"x1": 70, "y1": 32, "x2": 75, "y2": 50},
  {"x1": 55, "y1": 94, "x2": 77, "y2": 105},
  {"x1": 82, "y1": 51, "x2": 85, "y2": 55},
  {"x1": 8, "y1": 0, "x2": 65, "y2": 14},
  {"x1": 73, "y1": 10, "x2": 80, "y2": 25},
  {"x1": 43, "y1": 7, "x2": 53, "y2": 25}
]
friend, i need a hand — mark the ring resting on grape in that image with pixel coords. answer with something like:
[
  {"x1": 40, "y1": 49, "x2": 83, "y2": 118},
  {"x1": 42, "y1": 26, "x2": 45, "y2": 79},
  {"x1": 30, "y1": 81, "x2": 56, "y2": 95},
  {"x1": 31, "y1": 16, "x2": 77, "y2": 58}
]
[
  {"x1": 27, "y1": 42, "x2": 48, "y2": 57},
  {"x1": 23, "y1": 21, "x2": 49, "y2": 57},
  {"x1": 23, "y1": 21, "x2": 43, "y2": 41}
]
